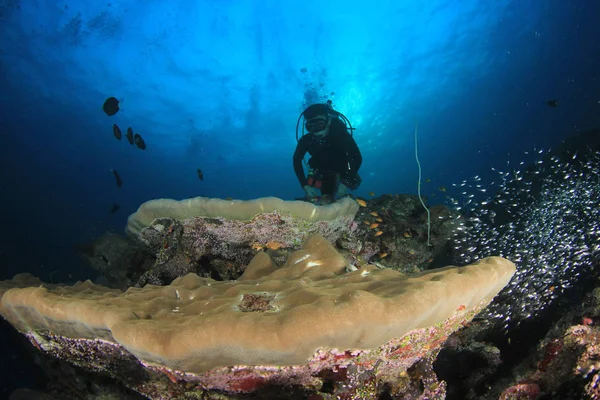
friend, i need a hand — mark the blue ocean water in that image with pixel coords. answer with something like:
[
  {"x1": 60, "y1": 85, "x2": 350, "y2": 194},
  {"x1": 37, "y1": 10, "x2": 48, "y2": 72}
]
[{"x1": 1, "y1": 0, "x2": 599, "y2": 397}]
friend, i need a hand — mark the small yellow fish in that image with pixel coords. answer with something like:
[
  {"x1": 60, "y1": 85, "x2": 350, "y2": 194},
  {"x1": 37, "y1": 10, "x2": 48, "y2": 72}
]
[
  {"x1": 403, "y1": 232, "x2": 412, "y2": 238},
  {"x1": 265, "y1": 241, "x2": 285, "y2": 250},
  {"x1": 369, "y1": 223, "x2": 379, "y2": 229},
  {"x1": 363, "y1": 220, "x2": 371, "y2": 225},
  {"x1": 379, "y1": 252, "x2": 388, "y2": 258},
  {"x1": 374, "y1": 231, "x2": 383, "y2": 236},
  {"x1": 370, "y1": 212, "x2": 378, "y2": 217},
  {"x1": 369, "y1": 191, "x2": 376, "y2": 196},
  {"x1": 425, "y1": 178, "x2": 432, "y2": 183},
  {"x1": 356, "y1": 198, "x2": 367, "y2": 207},
  {"x1": 376, "y1": 217, "x2": 383, "y2": 222},
  {"x1": 438, "y1": 186, "x2": 447, "y2": 192}
]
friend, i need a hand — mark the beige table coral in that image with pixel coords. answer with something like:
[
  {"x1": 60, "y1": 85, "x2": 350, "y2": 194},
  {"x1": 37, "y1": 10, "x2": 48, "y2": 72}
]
[{"x1": 0, "y1": 235, "x2": 515, "y2": 399}]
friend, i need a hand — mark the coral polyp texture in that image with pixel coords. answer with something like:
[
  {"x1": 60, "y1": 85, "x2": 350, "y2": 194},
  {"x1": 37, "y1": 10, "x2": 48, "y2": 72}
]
[{"x1": 0, "y1": 235, "x2": 515, "y2": 399}]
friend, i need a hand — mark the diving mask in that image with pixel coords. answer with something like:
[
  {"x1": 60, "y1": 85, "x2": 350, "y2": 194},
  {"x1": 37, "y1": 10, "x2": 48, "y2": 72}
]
[{"x1": 305, "y1": 117, "x2": 329, "y2": 135}]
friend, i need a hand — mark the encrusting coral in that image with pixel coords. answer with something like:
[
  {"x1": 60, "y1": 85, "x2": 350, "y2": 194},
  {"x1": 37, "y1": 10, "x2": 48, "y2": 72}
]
[{"x1": 0, "y1": 234, "x2": 515, "y2": 398}]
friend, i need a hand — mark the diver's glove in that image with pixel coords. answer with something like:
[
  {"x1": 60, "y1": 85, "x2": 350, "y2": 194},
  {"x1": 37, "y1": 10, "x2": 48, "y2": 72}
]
[
  {"x1": 303, "y1": 185, "x2": 319, "y2": 198},
  {"x1": 336, "y1": 183, "x2": 349, "y2": 197}
]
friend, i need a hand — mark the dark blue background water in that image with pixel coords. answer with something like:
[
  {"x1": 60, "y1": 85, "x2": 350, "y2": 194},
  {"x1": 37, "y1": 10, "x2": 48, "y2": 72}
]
[{"x1": 1, "y1": 0, "x2": 599, "y2": 396}]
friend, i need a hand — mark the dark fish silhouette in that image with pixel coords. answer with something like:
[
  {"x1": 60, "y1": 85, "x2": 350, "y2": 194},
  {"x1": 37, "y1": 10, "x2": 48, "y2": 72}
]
[
  {"x1": 134, "y1": 134, "x2": 146, "y2": 150},
  {"x1": 112, "y1": 124, "x2": 122, "y2": 140},
  {"x1": 109, "y1": 203, "x2": 121, "y2": 214},
  {"x1": 547, "y1": 100, "x2": 559, "y2": 108},
  {"x1": 111, "y1": 169, "x2": 123, "y2": 188},
  {"x1": 197, "y1": 168, "x2": 204, "y2": 181},
  {"x1": 126, "y1": 127, "x2": 134, "y2": 145},
  {"x1": 103, "y1": 97, "x2": 120, "y2": 116}
]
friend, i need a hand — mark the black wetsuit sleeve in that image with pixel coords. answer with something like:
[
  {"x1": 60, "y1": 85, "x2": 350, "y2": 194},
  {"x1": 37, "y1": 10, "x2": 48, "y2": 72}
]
[
  {"x1": 293, "y1": 138, "x2": 309, "y2": 187},
  {"x1": 344, "y1": 134, "x2": 362, "y2": 175}
]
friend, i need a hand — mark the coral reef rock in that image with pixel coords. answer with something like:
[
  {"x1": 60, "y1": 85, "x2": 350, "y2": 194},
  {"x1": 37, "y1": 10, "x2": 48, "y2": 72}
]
[
  {"x1": 129, "y1": 196, "x2": 360, "y2": 284},
  {"x1": 75, "y1": 231, "x2": 155, "y2": 289},
  {"x1": 0, "y1": 234, "x2": 515, "y2": 399},
  {"x1": 482, "y1": 283, "x2": 600, "y2": 400},
  {"x1": 341, "y1": 194, "x2": 459, "y2": 271}
]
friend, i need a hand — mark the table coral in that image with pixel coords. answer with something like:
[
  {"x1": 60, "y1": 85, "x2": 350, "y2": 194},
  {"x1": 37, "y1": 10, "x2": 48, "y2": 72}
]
[{"x1": 0, "y1": 235, "x2": 515, "y2": 399}]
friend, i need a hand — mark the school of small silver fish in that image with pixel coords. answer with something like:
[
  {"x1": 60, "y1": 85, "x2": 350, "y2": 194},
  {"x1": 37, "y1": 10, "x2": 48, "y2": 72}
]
[{"x1": 448, "y1": 148, "x2": 600, "y2": 331}]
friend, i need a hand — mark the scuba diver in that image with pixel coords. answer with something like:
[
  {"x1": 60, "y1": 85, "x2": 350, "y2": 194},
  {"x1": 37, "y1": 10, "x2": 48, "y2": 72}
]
[{"x1": 293, "y1": 102, "x2": 362, "y2": 204}]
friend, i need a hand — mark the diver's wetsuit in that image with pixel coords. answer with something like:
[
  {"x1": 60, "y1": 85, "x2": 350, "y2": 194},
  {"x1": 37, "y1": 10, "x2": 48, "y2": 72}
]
[{"x1": 293, "y1": 118, "x2": 362, "y2": 196}]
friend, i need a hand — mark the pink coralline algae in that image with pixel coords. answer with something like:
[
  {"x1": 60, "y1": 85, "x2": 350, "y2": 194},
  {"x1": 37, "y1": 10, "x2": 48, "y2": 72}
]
[{"x1": 499, "y1": 381, "x2": 541, "y2": 400}]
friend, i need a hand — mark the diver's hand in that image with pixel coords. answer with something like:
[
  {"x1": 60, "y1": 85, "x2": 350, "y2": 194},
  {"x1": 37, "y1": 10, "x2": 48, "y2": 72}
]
[
  {"x1": 336, "y1": 183, "x2": 349, "y2": 197},
  {"x1": 303, "y1": 185, "x2": 319, "y2": 198}
]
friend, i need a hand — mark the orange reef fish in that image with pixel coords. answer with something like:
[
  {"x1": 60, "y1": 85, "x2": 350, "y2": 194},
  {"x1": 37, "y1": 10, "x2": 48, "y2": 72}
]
[
  {"x1": 265, "y1": 241, "x2": 285, "y2": 250},
  {"x1": 374, "y1": 231, "x2": 383, "y2": 236},
  {"x1": 369, "y1": 223, "x2": 379, "y2": 229},
  {"x1": 370, "y1": 212, "x2": 378, "y2": 217},
  {"x1": 356, "y1": 198, "x2": 367, "y2": 207}
]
